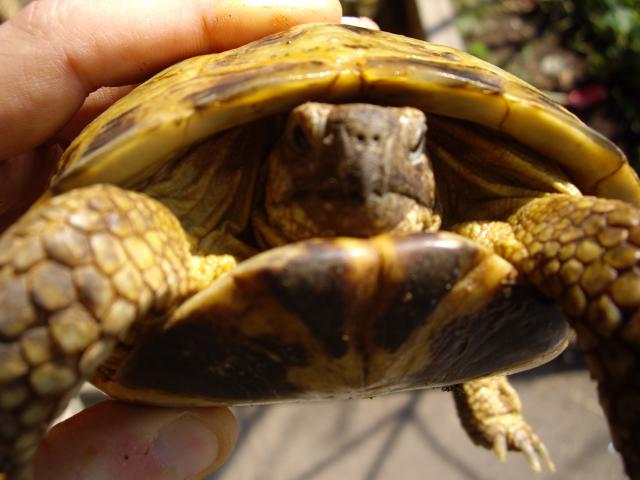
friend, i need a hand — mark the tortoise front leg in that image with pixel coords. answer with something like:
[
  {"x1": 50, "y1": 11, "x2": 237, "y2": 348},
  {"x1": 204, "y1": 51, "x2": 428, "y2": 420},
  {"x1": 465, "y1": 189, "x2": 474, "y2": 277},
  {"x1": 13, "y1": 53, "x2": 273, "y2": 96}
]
[
  {"x1": 453, "y1": 375, "x2": 553, "y2": 472},
  {"x1": 457, "y1": 193, "x2": 640, "y2": 478},
  {"x1": 0, "y1": 184, "x2": 234, "y2": 479}
]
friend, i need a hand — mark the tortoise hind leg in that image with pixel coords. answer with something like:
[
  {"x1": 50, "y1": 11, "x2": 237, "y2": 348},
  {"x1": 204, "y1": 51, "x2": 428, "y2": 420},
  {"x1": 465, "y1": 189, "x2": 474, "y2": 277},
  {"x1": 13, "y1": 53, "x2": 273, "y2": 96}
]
[
  {"x1": 0, "y1": 184, "x2": 234, "y2": 479},
  {"x1": 453, "y1": 375, "x2": 553, "y2": 472},
  {"x1": 456, "y1": 194, "x2": 640, "y2": 478}
]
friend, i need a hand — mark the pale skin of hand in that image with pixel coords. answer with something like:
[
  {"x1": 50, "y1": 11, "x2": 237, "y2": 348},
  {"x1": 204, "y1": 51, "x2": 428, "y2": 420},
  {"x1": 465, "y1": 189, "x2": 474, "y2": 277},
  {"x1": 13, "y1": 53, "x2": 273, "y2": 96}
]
[
  {"x1": 0, "y1": 0, "x2": 342, "y2": 478},
  {"x1": 0, "y1": 0, "x2": 342, "y2": 229}
]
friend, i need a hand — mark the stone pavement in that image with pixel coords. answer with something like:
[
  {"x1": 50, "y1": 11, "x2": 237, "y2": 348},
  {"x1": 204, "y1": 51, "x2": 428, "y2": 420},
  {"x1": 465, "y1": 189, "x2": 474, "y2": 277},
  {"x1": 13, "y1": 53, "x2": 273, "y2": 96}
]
[{"x1": 211, "y1": 354, "x2": 625, "y2": 480}]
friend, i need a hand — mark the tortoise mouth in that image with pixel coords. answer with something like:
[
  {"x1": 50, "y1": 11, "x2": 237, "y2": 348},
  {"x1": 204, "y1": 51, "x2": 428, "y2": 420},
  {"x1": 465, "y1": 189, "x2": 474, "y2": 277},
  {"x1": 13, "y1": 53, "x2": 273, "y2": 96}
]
[
  {"x1": 302, "y1": 190, "x2": 418, "y2": 232},
  {"x1": 314, "y1": 184, "x2": 425, "y2": 206},
  {"x1": 258, "y1": 189, "x2": 441, "y2": 246}
]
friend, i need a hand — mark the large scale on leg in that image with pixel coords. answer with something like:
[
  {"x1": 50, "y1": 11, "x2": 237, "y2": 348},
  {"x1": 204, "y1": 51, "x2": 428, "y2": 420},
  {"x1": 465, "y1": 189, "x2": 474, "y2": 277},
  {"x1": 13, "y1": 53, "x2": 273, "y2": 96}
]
[{"x1": 1, "y1": 23, "x2": 639, "y2": 479}]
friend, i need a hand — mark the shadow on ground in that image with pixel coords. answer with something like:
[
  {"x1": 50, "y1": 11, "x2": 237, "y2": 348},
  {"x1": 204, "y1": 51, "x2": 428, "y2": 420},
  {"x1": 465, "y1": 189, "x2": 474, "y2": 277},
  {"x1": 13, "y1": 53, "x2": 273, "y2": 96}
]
[{"x1": 211, "y1": 351, "x2": 625, "y2": 480}]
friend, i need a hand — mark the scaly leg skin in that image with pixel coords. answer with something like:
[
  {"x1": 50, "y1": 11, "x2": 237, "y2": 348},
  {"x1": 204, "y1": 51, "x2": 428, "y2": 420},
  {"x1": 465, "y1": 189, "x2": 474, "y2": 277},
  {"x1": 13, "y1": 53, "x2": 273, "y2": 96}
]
[
  {"x1": 0, "y1": 184, "x2": 235, "y2": 480},
  {"x1": 456, "y1": 194, "x2": 640, "y2": 479},
  {"x1": 453, "y1": 375, "x2": 554, "y2": 472}
]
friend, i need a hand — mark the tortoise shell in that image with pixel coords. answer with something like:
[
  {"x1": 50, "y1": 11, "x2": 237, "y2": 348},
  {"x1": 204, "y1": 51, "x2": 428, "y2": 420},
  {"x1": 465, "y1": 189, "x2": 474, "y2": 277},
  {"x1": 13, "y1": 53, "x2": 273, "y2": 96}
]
[
  {"x1": 55, "y1": 24, "x2": 639, "y2": 205},
  {"x1": 44, "y1": 24, "x2": 637, "y2": 404}
]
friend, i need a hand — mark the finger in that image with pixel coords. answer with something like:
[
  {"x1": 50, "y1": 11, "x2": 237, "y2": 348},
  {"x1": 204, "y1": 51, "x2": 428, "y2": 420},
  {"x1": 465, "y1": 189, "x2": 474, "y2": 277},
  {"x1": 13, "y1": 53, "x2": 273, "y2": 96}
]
[
  {"x1": 0, "y1": 143, "x2": 61, "y2": 229},
  {"x1": 0, "y1": 0, "x2": 342, "y2": 159},
  {"x1": 55, "y1": 85, "x2": 137, "y2": 141},
  {"x1": 34, "y1": 401, "x2": 238, "y2": 480},
  {"x1": 0, "y1": 85, "x2": 135, "y2": 226}
]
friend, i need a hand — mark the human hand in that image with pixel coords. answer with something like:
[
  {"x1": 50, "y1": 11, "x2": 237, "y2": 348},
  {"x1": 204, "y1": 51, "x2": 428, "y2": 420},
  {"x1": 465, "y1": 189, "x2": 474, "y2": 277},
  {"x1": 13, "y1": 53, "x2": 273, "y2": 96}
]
[
  {"x1": 35, "y1": 401, "x2": 238, "y2": 480},
  {"x1": 0, "y1": 0, "x2": 340, "y2": 478},
  {"x1": 0, "y1": 0, "x2": 342, "y2": 230}
]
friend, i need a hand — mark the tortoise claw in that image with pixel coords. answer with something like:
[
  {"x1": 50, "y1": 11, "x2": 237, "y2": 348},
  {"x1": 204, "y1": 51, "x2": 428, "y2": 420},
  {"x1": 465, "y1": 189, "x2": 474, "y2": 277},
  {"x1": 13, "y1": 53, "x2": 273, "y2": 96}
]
[
  {"x1": 535, "y1": 440, "x2": 555, "y2": 472},
  {"x1": 519, "y1": 437, "x2": 542, "y2": 473},
  {"x1": 492, "y1": 432, "x2": 508, "y2": 463},
  {"x1": 453, "y1": 375, "x2": 555, "y2": 472},
  {"x1": 494, "y1": 421, "x2": 555, "y2": 473}
]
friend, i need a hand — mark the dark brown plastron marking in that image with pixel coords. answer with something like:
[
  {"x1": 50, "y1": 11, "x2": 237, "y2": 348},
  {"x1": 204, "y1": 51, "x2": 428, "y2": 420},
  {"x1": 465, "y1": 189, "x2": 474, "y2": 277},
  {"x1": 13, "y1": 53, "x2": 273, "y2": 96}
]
[
  {"x1": 259, "y1": 243, "x2": 351, "y2": 358},
  {"x1": 372, "y1": 236, "x2": 481, "y2": 352},
  {"x1": 116, "y1": 317, "x2": 308, "y2": 401},
  {"x1": 83, "y1": 107, "x2": 140, "y2": 157},
  {"x1": 417, "y1": 284, "x2": 568, "y2": 385}
]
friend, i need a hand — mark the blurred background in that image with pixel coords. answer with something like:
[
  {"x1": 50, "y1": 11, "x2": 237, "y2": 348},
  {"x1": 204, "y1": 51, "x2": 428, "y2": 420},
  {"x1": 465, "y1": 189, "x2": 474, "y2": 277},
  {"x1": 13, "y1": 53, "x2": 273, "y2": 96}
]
[
  {"x1": 342, "y1": 0, "x2": 639, "y2": 170},
  {"x1": 1, "y1": 0, "x2": 637, "y2": 478}
]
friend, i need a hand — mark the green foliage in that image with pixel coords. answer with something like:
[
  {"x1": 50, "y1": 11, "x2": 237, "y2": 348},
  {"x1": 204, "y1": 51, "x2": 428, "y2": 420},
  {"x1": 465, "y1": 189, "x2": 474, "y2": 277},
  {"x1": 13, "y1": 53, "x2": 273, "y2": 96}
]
[
  {"x1": 544, "y1": 0, "x2": 640, "y2": 160},
  {"x1": 467, "y1": 41, "x2": 491, "y2": 61}
]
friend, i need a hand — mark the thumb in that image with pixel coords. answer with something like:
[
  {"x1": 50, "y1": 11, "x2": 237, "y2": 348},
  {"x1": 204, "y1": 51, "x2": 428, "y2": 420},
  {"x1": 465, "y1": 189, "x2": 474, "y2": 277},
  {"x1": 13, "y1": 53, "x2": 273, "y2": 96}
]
[{"x1": 34, "y1": 401, "x2": 238, "y2": 480}]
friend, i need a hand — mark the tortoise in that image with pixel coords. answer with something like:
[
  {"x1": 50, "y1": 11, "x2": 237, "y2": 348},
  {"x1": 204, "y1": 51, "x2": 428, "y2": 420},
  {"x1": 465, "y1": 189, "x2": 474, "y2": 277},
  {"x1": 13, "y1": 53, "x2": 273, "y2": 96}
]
[{"x1": 1, "y1": 22, "x2": 639, "y2": 479}]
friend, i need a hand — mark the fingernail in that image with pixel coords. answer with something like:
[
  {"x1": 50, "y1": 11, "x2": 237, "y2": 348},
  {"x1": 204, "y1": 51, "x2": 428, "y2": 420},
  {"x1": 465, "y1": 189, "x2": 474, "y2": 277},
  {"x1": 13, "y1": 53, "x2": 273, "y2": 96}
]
[{"x1": 150, "y1": 414, "x2": 219, "y2": 479}]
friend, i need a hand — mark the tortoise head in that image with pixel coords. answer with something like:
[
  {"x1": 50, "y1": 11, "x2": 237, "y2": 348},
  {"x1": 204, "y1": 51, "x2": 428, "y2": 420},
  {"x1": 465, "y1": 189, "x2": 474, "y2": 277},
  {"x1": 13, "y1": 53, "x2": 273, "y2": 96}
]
[{"x1": 254, "y1": 102, "x2": 442, "y2": 246}]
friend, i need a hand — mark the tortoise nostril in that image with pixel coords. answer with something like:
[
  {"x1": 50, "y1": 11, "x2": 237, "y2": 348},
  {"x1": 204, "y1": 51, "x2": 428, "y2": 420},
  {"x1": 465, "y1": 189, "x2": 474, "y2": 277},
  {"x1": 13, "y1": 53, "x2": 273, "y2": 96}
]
[
  {"x1": 292, "y1": 125, "x2": 310, "y2": 152},
  {"x1": 343, "y1": 170, "x2": 360, "y2": 189},
  {"x1": 353, "y1": 132, "x2": 382, "y2": 145}
]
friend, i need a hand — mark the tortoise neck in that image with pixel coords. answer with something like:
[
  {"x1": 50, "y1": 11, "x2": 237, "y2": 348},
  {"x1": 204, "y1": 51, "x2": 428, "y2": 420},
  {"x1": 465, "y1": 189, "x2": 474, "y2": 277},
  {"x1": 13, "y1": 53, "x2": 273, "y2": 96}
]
[{"x1": 138, "y1": 120, "x2": 277, "y2": 257}]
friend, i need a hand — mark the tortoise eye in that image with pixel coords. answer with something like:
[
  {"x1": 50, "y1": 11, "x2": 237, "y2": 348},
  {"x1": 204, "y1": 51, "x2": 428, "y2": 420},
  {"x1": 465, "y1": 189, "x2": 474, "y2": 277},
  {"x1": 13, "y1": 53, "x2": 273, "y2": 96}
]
[
  {"x1": 410, "y1": 131, "x2": 426, "y2": 154},
  {"x1": 292, "y1": 125, "x2": 311, "y2": 152}
]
